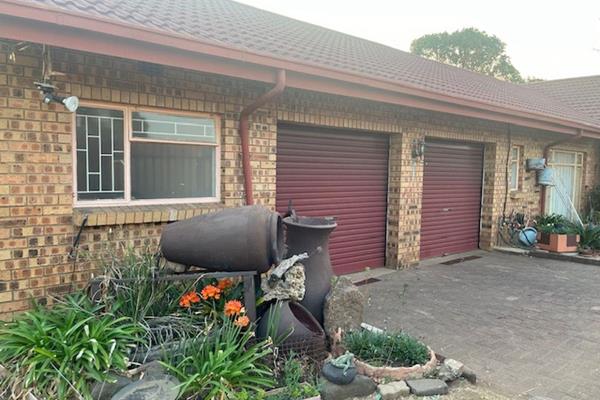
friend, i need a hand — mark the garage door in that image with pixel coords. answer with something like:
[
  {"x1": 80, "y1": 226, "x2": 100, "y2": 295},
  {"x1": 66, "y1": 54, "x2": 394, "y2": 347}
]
[
  {"x1": 420, "y1": 140, "x2": 484, "y2": 259},
  {"x1": 276, "y1": 125, "x2": 389, "y2": 275}
]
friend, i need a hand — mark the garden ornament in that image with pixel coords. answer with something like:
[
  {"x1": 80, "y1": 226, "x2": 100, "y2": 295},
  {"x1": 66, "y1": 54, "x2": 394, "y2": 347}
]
[{"x1": 331, "y1": 352, "x2": 355, "y2": 375}]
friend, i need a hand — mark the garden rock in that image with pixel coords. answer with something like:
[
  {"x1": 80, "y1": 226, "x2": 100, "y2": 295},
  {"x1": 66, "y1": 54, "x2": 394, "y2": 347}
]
[
  {"x1": 323, "y1": 277, "x2": 365, "y2": 339},
  {"x1": 378, "y1": 381, "x2": 410, "y2": 399},
  {"x1": 443, "y1": 358, "x2": 464, "y2": 377},
  {"x1": 320, "y1": 374, "x2": 377, "y2": 400},
  {"x1": 405, "y1": 379, "x2": 448, "y2": 396},
  {"x1": 91, "y1": 374, "x2": 133, "y2": 400},
  {"x1": 436, "y1": 364, "x2": 455, "y2": 382},
  {"x1": 322, "y1": 361, "x2": 357, "y2": 385},
  {"x1": 111, "y1": 376, "x2": 179, "y2": 400},
  {"x1": 461, "y1": 366, "x2": 477, "y2": 384},
  {"x1": 261, "y1": 263, "x2": 306, "y2": 302}
]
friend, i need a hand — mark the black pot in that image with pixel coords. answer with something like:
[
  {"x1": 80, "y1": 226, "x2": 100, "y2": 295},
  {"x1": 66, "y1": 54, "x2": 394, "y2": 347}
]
[
  {"x1": 160, "y1": 206, "x2": 284, "y2": 273},
  {"x1": 256, "y1": 300, "x2": 325, "y2": 343},
  {"x1": 283, "y1": 216, "x2": 337, "y2": 324}
]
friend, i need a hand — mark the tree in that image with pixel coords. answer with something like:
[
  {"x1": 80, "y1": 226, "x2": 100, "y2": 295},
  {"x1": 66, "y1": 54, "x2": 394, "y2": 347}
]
[{"x1": 410, "y1": 28, "x2": 523, "y2": 83}]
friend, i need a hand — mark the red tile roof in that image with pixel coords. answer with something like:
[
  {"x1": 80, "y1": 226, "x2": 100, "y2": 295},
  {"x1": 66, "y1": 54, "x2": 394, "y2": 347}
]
[
  {"x1": 529, "y1": 76, "x2": 600, "y2": 124},
  {"x1": 13, "y1": 0, "x2": 600, "y2": 131}
]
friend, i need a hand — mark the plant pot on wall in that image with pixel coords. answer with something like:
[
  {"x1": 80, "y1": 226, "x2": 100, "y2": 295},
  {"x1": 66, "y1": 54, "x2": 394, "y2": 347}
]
[{"x1": 537, "y1": 232, "x2": 579, "y2": 253}]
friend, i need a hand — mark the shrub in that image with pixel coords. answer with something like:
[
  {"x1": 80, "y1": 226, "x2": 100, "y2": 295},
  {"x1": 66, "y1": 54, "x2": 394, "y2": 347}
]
[
  {"x1": 343, "y1": 329, "x2": 430, "y2": 367},
  {"x1": 266, "y1": 354, "x2": 320, "y2": 400},
  {"x1": 569, "y1": 223, "x2": 600, "y2": 250},
  {"x1": 0, "y1": 294, "x2": 140, "y2": 400},
  {"x1": 535, "y1": 214, "x2": 574, "y2": 234},
  {"x1": 161, "y1": 318, "x2": 274, "y2": 399}
]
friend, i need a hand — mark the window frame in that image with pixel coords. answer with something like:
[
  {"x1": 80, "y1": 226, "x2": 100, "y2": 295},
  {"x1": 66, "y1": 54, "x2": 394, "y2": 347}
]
[
  {"x1": 72, "y1": 102, "x2": 221, "y2": 207},
  {"x1": 545, "y1": 149, "x2": 584, "y2": 214},
  {"x1": 509, "y1": 145, "x2": 520, "y2": 192}
]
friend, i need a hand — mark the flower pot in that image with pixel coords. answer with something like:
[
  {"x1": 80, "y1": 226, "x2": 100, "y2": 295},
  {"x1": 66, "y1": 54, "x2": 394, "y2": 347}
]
[
  {"x1": 160, "y1": 206, "x2": 284, "y2": 273},
  {"x1": 536, "y1": 232, "x2": 579, "y2": 253},
  {"x1": 283, "y1": 215, "x2": 337, "y2": 324}
]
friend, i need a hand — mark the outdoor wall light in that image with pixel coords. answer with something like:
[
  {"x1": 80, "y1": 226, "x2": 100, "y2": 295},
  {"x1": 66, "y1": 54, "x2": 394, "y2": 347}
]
[
  {"x1": 34, "y1": 81, "x2": 80, "y2": 112},
  {"x1": 412, "y1": 138, "x2": 425, "y2": 159}
]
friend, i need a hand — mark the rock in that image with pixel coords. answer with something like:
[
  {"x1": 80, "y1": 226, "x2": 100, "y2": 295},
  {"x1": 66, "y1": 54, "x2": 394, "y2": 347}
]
[
  {"x1": 405, "y1": 379, "x2": 448, "y2": 396},
  {"x1": 91, "y1": 374, "x2": 133, "y2": 400},
  {"x1": 163, "y1": 260, "x2": 187, "y2": 274},
  {"x1": 111, "y1": 376, "x2": 179, "y2": 400},
  {"x1": 443, "y1": 358, "x2": 464, "y2": 377},
  {"x1": 320, "y1": 374, "x2": 377, "y2": 400},
  {"x1": 322, "y1": 362, "x2": 357, "y2": 385},
  {"x1": 436, "y1": 364, "x2": 455, "y2": 382},
  {"x1": 461, "y1": 366, "x2": 477, "y2": 384},
  {"x1": 261, "y1": 264, "x2": 306, "y2": 302},
  {"x1": 323, "y1": 277, "x2": 365, "y2": 339},
  {"x1": 378, "y1": 381, "x2": 410, "y2": 399}
]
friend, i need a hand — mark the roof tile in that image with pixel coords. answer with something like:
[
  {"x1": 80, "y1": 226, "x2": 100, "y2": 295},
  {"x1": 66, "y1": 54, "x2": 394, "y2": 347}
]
[{"x1": 21, "y1": 0, "x2": 600, "y2": 129}]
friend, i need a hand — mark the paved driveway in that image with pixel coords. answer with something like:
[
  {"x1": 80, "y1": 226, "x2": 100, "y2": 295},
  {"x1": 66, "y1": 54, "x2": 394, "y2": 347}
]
[{"x1": 361, "y1": 251, "x2": 600, "y2": 400}]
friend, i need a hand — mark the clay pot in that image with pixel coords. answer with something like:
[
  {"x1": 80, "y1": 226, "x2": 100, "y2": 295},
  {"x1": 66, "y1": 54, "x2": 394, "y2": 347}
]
[
  {"x1": 256, "y1": 301, "x2": 325, "y2": 343},
  {"x1": 160, "y1": 206, "x2": 284, "y2": 273},
  {"x1": 283, "y1": 216, "x2": 337, "y2": 324}
]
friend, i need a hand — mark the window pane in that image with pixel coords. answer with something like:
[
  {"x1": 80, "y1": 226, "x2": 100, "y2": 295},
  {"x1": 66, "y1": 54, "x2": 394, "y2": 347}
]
[
  {"x1": 131, "y1": 142, "x2": 215, "y2": 200},
  {"x1": 511, "y1": 146, "x2": 519, "y2": 161},
  {"x1": 510, "y1": 162, "x2": 518, "y2": 190},
  {"x1": 75, "y1": 107, "x2": 125, "y2": 200},
  {"x1": 131, "y1": 111, "x2": 216, "y2": 143}
]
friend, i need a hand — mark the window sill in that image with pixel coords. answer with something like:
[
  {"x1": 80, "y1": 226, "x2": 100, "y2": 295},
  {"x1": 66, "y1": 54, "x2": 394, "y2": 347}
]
[{"x1": 73, "y1": 203, "x2": 224, "y2": 227}]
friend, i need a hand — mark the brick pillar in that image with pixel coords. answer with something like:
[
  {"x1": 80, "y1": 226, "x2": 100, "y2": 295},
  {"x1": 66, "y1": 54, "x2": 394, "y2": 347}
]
[{"x1": 386, "y1": 131, "x2": 424, "y2": 268}]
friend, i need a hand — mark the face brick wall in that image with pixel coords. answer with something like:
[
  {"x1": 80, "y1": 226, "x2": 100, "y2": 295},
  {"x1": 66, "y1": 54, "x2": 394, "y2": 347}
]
[{"x1": 1, "y1": 40, "x2": 599, "y2": 318}]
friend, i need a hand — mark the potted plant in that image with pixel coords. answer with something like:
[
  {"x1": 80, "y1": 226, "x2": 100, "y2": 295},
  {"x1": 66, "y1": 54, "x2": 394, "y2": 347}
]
[{"x1": 535, "y1": 214, "x2": 579, "y2": 253}]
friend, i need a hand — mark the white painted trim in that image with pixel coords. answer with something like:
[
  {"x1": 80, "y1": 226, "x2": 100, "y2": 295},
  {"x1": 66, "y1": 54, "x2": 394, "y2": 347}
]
[{"x1": 72, "y1": 101, "x2": 222, "y2": 208}]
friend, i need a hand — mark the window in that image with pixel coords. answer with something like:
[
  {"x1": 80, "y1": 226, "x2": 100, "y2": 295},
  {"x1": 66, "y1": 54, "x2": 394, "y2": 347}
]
[
  {"x1": 545, "y1": 150, "x2": 584, "y2": 219},
  {"x1": 74, "y1": 105, "x2": 219, "y2": 206},
  {"x1": 509, "y1": 145, "x2": 520, "y2": 191}
]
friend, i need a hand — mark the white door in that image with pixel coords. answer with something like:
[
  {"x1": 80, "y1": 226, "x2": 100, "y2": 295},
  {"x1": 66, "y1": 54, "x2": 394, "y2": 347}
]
[{"x1": 545, "y1": 150, "x2": 583, "y2": 220}]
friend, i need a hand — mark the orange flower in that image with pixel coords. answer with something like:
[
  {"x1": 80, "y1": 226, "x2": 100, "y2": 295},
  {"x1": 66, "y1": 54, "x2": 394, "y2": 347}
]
[
  {"x1": 234, "y1": 315, "x2": 250, "y2": 328},
  {"x1": 217, "y1": 278, "x2": 233, "y2": 290},
  {"x1": 179, "y1": 291, "x2": 200, "y2": 308},
  {"x1": 200, "y1": 284, "x2": 222, "y2": 300},
  {"x1": 224, "y1": 300, "x2": 244, "y2": 317}
]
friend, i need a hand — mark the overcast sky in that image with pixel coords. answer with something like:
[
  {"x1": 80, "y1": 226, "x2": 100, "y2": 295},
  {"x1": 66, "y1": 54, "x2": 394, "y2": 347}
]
[{"x1": 237, "y1": 0, "x2": 600, "y2": 80}]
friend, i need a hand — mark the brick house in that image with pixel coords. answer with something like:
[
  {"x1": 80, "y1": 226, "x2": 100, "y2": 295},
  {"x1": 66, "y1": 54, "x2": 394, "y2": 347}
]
[{"x1": 0, "y1": 0, "x2": 599, "y2": 317}]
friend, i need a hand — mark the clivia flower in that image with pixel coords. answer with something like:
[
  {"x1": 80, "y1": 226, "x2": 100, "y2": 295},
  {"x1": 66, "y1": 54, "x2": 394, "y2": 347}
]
[
  {"x1": 217, "y1": 278, "x2": 233, "y2": 290},
  {"x1": 234, "y1": 315, "x2": 250, "y2": 328},
  {"x1": 179, "y1": 291, "x2": 201, "y2": 308},
  {"x1": 224, "y1": 300, "x2": 244, "y2": 317},
  {"x1": 200, "y1": 284, "x2": 222, "y2": 300}
]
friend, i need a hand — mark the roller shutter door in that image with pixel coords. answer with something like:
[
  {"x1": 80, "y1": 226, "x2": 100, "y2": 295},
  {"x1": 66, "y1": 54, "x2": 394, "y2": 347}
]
[
  {"x1": 420, "y1": 140, "x2": 484, "y2": 259},
  {"x1": 276, "y1": 125, "x2": 389, "y2": 275}
]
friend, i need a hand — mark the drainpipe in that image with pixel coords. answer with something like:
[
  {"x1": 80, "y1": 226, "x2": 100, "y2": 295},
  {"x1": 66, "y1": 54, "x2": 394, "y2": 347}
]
[
  {"x1": 239, "y1": 69, "x2": 286, "y2": 205},
  {"x1": 539, "y1": 129, "x2": 584, "y2": 213}
]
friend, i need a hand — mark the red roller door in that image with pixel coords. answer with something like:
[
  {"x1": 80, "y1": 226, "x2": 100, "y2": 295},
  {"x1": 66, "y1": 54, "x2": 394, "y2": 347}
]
[
  {"x1": 420, "y1": 140, "x2": 484, "y2": 259},
  {"x1": 276, "y1": 125, "x2": 389, "y2": 275}
]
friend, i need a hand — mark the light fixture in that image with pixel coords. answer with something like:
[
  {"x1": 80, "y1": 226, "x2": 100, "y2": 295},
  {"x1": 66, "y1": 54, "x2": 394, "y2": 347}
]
[{"x1": 34, "y1": 81, "x2": 79, "y2": 112}]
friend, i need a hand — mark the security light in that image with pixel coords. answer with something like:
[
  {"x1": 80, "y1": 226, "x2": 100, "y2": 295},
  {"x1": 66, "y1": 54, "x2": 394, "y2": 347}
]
[{"x1": 34, "y1": 81, "x2": 80, "y2": 112}]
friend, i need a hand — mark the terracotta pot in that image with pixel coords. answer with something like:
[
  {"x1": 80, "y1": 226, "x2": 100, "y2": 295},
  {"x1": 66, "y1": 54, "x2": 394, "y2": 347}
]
[
  {"x1": 537, "y1": 232, "x2": 579, "y2": 253},
  {"x1": 283, "y1": 216, "x2": 337, "y2": 324},
  {"x1": 256, "y1": 300, "x2": 325, "y2": 343},
  {"x1": 160, "y1": 206, "x2": 284, "y2": 273}
]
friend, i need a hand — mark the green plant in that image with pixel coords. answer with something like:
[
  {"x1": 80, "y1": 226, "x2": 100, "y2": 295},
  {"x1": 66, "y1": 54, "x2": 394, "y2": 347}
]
[
  {"x1": 0, "y1": 294, "x2": 140, "y2": 400},
  {"x1": 535, "y1": 214, "x2": 575, "y2": 234},
  {"x1": 568, "y1": 223, "x2": 600, "y2": 250},
  {"x1": 343, "y1": 329, "x2": 430, "y2": 368},
  {"x1": 161, "y1": 318, "x2": 274, "y2": 399},
  {"x1": 266, "y1": 354, "x2": 320, "y2": 400}
]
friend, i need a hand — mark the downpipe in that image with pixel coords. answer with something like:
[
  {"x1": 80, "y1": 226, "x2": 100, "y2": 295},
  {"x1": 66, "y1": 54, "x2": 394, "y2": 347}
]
[{"x1": 239, "y1": 69, "x2": 286, "y2": 205}]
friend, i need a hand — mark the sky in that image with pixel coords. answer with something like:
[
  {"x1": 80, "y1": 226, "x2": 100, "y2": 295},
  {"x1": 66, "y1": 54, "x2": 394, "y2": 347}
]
[{"x1": 237, "y1": 0, "x2": 600, "y2": 80}]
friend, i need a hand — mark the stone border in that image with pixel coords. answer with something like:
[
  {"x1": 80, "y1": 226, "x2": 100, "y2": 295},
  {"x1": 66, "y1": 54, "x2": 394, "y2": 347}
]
[{"x1": 354, "y1": 347, "x2": 438, "y2": 381}]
